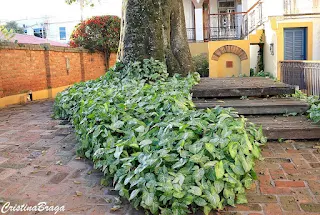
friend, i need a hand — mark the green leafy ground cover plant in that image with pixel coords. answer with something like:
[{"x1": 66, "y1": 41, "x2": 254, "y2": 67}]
[
  {"x1": 53, "y1": 59, "x2": 266, "y2": 215},
  {"x1": 192, "y1": 54, "x2": 209, "y2": 77},
  {"x1": 292, "y1": 90, "x2": 320, "y2": 123}
]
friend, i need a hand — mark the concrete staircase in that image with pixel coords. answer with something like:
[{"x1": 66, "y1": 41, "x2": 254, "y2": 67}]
[{"x1": 192, "y1": 77, "x2": 320, "y2": 140}]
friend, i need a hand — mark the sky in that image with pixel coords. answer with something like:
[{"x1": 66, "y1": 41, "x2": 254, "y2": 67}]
[{"x1": 0, "y1": 0, "x2": 122, "y2": 22}]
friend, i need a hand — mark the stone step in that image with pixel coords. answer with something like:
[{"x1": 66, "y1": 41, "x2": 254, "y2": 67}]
[
  {"x1": 192, "y1": 77, "x2": 295, "y2": 98},
  {"x1": 194, "y1": 98, "x2": 309, "y2": 115},
  {"x1": 247, "y1": 115, "x2": 320, "y2": 140}
]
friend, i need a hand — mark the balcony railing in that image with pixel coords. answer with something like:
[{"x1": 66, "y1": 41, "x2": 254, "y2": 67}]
[
  {"x1": 284, "y1": 0, "x2": 320, "y2": 15},
  {"x1": 281, "y1": 61, "x2": 320, "y2": 96},
  {"x1": 208, "y1": 13, "x2": 244, "y2": 40},
  {"x1": 242, "y1": 0, "x2": 265, "y2": 37},
  {"x1": 186, "y1": 28, "x2": 195, "y2": 42}
]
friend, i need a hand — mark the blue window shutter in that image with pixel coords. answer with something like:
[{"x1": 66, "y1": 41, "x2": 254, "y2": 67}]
[
  {"x1": 293, "y1": 29, "x2": 305, "y2": 60},
  {"x1": 284, "y1": 28, "x2": 306, "y2": 60},
  {"x1": 284, "y1": 30, "x2": 294, "y2": 60}
]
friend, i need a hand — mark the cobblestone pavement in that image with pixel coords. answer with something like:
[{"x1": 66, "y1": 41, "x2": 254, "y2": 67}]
[{"x1": 0, "y1": 101, "x2": 320, "y2": 215}]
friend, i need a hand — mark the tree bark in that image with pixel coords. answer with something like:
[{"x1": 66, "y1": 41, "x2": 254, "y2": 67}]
[
  {"x1": 118, "y1": 0, "x2": 194, "y2": 76},
  {"x1": 105, "y1": 50, "x2": 110, "y2": 71}
]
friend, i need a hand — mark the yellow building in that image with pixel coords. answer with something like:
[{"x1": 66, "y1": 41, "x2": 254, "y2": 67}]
[
  {"x1": 183, "y1": 0, "x2": 256, "y2": 77},
  {"x1": 184, "y1": 0, "x2": 320, "y2": 95}
]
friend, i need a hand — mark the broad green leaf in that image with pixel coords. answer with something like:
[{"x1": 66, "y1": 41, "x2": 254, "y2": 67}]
[
  {"x1": 230, "y1": 163, "x2": 245, "y2": 176},
  {"x1": 104, "y1": 102, "x2": 109, "y2": 112},
  {"x1": 124, "y1": 173, "x2": 134, "y2": 185},
  {"x1": 173, "y1": 173, "x2": 185, "y2": 186},
  {"x1": 223, "y1": 186, "x2": 235, "y2": 200},
  {"x1": 194, "y1": 197, "x2": 207, "y2": 206},
  {"x1": 227, "y1": 198, "x2": 235, "y2": 206},
  {"x1": 204, "y1": 190, "x2": 220, "y2": 207},
  {"x1": 234, "y1": 182, "x2": 245, "y2": 194},
  {"x1": 205, "y1": 143, "x2": 214, "y2": 153},
  {"x1": 239, "y1": 155, "x2": 251, "y2": 172},
  {"x1": 163, "y1": 153, "x2": 178, "y2": 162},
  {"x1": 204, "y1": 161, "x2": 218, "y2": 168},
  {"x1": 252, "y1": 145, "x2": 261, "y2": 158},
  {"x1": 173, "y1": 192, "x2": 185, "y2": 199},
  {"x1": 224, "y1": 173, "x2": 239, "y2": 184},
  {"x1": 133, "y1": 197, "x2": 141, "y2": 209},
  {"x1": 257, "y1": 126, "x2": 264, "y2": 140},
  {"x1": 188, "y1": 186, "x2": 202, "y2": 196},
  {"x1": 214, "y1": 180, "x2": 224, "y2": 194},
  {"x1": 161, "y1": 208, "x2": 172, "y2": 215},
  {"x1": 145, "y1": 173, "x2": 155, "y2": 181},
  {"x1": 172, "y1": 158, "x2": 187, "y2": 169},
  {"x1": 250, "y1": 169, "x2": 258, "y2": 180},
  {"x1": 190, "y1": 154, "x2": 203, "y2": 163},
  {"x1": 114, "y1": 146, "x2": 123, "y2": 159},
  {"x1": 139, "y1": 139, "x2": 152, "y2": 147},
  {"x1": 150, "y1": 201, "x2": 159, "y2": 214},
  {"x1": 243, "y1": 132, "x2": 253, "y2": 150},
  {"x1": 193, "y1": 168, "x2": 205, "y2": 182},
  {"x1": 215, "y1": 161, "x2": 224, "y2": 179},
  {"x1": 228, "y1": 142, "x2": 238, "y2": 159},
  {"x1": 135, "y1": 125, "x2": 145, "y2": 133},
  {"x1": 144, "y1": 192, "x2": 154, "y2": 207},
  {"x1": 130, "y1": 177, "x2": 145, "y2": 188},
  {"x1": 146, "y1": 180, "x2": 157, "y2": 189},
  {"x1": 129, "y1": 189, "x2": 141, "y2": 201},
  {"x1": 157, "y1": 174, "x2": 166, "y2": 183},
  {"x1": 113, "y1": 120, "x2": 124, "y2": 129},
  {"x1": 183, "y1": 194, "x2": 194, "y2": 205},
  {"x1": 203, "y1": 206, "x2": 211, "y2": 215},
  {"x1": 189, "y1": 142, "x2": 203, "y2": 154},
  {"x1": 92, "y1": 126, "x2": 102, "y2": 138},
  {"x1": 236, "y1": 193, "x2": 248, "y2": 204},
  {"x1": 129, "y1": 143, "x2": 139, "y2": 149},
  {"x1": 242, "y1": 176, "x2": 253, "y2": 189}
]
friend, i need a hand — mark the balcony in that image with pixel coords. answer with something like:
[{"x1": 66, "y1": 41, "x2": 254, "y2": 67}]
[
  {"x1": 207, "y1": 0, "x2": 265, "y2": 41},
  {"x1": 208, "y1": 13, "x2": 244, "y2": 40},
  {"x1": 281, "y1": 61, "x2": 320, "y2": 96},
  {"x1": 284, "y1": 0, "x2": 320, "y2": 15},
  {"x1": 242, "y1": 0, "x2": 264, "y2": 37},
  {"x1": 185, "y1": 0, "x2": 266, "y2": 42},
  {"x1": 186, "y1": 28, "x2": 196, "y2": 42}
]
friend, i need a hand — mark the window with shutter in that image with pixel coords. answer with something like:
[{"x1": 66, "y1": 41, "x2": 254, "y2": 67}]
[{"x1": 284, "y1": 28, "x2": 306, "y2": 60}]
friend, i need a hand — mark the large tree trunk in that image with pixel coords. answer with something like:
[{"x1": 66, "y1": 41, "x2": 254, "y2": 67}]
[{"x1": 118, "y1": 0, "x2": 194, "y2": 76}]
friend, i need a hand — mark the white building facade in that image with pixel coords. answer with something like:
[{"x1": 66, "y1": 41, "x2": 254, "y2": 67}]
[
  {"x1": 16, "y1": 16, "x2": 79, "y2": 44},
  {"x1": 13, "y1": 1, "x2": 122, "y2": 45}
]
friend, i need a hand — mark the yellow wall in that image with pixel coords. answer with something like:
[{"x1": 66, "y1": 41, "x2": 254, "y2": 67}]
[
  {"x1": 189, "y1": 42, "x2": 209, "y2": 56},
  {"x1": 217, "y1": 53, "x2": 241, "y2": 77},
  {"x1": 249, "y1": 29, "x2": 265, "y2": 45},
  {"x1": 269, "y1": 17, "x2": 313, "y2": 79},
  {"x1": 208, "y1": 40, "x2": 250, "y2": 78},
  {"x1": 0, "y1": 85, "x2": 71, "y2": 108}
]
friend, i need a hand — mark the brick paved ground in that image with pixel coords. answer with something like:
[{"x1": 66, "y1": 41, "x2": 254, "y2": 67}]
[{"x1": 0, "y1": 100, "x2": 320, "y2": 215}]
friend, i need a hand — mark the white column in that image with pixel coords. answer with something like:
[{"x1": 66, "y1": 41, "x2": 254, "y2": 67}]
[
  {"x1": 192, "y1": 0, "x2": 205, "y2": 42},
  {"x1": 195, "y1": 7, "x2": 204, "y2": 41}
]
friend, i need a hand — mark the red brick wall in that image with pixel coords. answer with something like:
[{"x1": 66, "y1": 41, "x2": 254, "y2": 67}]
[
  {"x1": 0, "y1": 49, "x2": 47, "y2": 97},
  {"x1": 0, "y1": 43, "x2": 116, "y2": 98},
  {"x1": 83, "y1": 52, "x2": 107, "y2": 81}
]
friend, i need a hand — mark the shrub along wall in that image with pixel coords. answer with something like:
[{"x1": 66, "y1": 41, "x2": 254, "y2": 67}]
[{"x1": 0, "y1": 43, "x2": 116, "y2": 99}]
